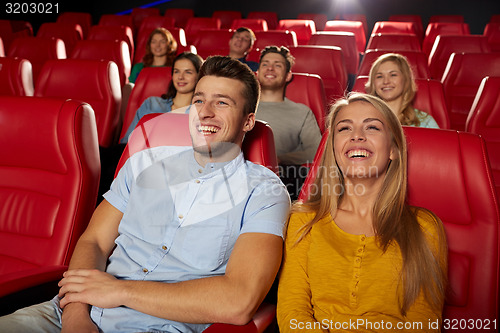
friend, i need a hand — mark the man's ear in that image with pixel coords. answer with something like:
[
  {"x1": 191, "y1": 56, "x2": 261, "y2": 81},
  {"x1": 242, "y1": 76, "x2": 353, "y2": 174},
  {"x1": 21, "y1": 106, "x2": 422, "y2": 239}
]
[
  {"x1": 243, "y1": 113, "x2": 256, "y2": 133},
  {"x1": 285, "y1": 71, "x2": 293, "y2": 83}
]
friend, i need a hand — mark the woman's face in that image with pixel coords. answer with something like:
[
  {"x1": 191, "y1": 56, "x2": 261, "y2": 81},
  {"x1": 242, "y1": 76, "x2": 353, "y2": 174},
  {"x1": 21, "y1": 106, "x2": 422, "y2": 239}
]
[
  {"x1": 373, "y1": 60, "x2": 405, "y2": 103},
  {"x1": 150, "y1": 33, "x2": 169, "y2": 57},
  {"x1": 172, "y1": 58, "x2": 198, "y2": 94},
  {"x1": 333, "y1": 101, "x2": 395, "y2": 180}
]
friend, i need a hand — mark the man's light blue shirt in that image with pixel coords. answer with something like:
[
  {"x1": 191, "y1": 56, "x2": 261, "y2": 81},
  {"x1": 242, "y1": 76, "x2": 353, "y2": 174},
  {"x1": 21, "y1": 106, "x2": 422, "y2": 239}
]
[{"x1": 82, "y1": 146, "x2": 289, "y2": 333}]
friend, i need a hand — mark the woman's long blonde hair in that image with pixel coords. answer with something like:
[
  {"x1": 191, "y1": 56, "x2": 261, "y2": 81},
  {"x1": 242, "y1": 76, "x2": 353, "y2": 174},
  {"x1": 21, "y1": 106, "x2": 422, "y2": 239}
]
[
  {"x1": 294, "y1": 93, "x2": 447, "y2": 316},
  {"x1": 365, "y1": 53, "x2": 421, "y2": 126}
]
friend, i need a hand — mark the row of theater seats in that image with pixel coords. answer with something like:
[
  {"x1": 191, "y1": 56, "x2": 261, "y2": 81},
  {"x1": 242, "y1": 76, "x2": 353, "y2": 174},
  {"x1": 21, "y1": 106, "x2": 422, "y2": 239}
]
[{"x1": 0, "y1": 96, "x2": 499, "y2": 332}]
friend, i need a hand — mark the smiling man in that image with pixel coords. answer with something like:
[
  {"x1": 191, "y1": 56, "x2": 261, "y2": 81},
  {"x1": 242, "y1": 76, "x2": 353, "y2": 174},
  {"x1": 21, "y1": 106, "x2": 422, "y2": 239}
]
[
  {"x1": 0, "y1": 56, "x2": 290, "y2": 333},
  {"x1": 228, "y1": 27, "x2": 259, "y2": 71}
]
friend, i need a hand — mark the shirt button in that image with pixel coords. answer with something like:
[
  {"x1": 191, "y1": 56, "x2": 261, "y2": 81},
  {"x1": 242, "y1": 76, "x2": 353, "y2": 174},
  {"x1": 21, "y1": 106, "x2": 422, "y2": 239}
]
[
  {"x1": 354, "y1": 274, "x2": 359, "y2": 279},
  {"x1": 178, "y1": 214, "x2": 184, "y2": 219},
  {"x1": 356, "y1": 258, "x2": 361, "y2": 263},
  {"x1": 351, "y1": 292, "x2": 356, "y2": 297},
  {"x1": 357, "y1": 248, "x2": 362, "y2": 253},
  {"x1": 360, "y1": 236, "x2": 366, "y2": 241},
  {"x1": 142, "y1": 268, "x2": 148, "y2": 273},
  {"x1": 162, "y1": 245, "x2": 167, "y2": 250},
  {"x1": 198, "y1": 169, "x2": 203, "y2": 173},
  {"x1": 195, "y1": 180, "x2": 200, "y2": 184}
]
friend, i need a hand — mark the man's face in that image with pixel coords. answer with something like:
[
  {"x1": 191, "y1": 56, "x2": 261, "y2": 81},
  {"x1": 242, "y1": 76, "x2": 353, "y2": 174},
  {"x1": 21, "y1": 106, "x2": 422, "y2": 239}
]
[
  {"x1": 257, "y1": 52, "x2": 292, "y2": 90},
  {"x1": 229, "y1": 31, "x2": 253, "y2": 56},
  {"x1": 189, "y1": 75, "x2": 255, "y2": 158}
]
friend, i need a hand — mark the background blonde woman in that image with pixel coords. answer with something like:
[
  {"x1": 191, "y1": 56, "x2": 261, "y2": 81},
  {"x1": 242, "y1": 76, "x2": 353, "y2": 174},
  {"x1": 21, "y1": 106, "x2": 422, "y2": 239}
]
[
  {"x1": 365, "y1": 53, "x2": 439, "y2": 128},
  {"x1": 277, "y1": 93, "x2": 447, "y2": 332}
]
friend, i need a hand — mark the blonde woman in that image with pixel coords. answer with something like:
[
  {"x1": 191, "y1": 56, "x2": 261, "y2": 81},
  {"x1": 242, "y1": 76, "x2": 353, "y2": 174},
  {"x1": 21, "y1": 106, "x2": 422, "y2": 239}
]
[
  {"x1": 365, "y1": 53, "x2": 439, "y2": 128},
  {"x1": 277, "y1": 93, "x2": 447, "y2": 332}
]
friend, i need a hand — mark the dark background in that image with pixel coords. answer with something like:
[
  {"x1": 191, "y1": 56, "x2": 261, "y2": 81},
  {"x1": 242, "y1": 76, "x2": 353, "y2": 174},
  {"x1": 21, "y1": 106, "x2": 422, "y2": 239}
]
[{"x1": 1, "y1": 0, "x2": 499, "y2": 35}]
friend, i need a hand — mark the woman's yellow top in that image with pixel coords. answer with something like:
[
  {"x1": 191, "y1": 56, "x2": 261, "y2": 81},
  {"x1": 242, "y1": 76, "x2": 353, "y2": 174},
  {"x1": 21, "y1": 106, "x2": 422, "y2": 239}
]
[{"x1": 277, "y1": 210, "x2": 444, "y2": 332}]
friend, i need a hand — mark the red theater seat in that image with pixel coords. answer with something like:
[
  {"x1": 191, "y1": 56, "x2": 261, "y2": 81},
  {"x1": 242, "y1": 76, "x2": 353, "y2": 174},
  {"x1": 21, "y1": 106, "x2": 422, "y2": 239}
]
[
  {"x1": 0, "y1": 57, "x2": 34, "y2": 96},
  {"x1": 357, "y1": 49, "x2": 430, "y2": 79},
  {"x1": 429, "y1": 15, "x2": 465, "y2": 24},
  {"x1": 248, "y1": 11, "x2": 279, "y2": 30},
  {"x1": 423, "y1": 22, "x2": 470, "y2": 57},
  {"x1": 441, "y1": 52, "x2": 500, "y2": 130},
  {"x1": 324, "y1": 20, "x2": 366, "y2": 54},
  {"x1": 88, "y1": 25, "x2": 135, "y2": 63},
  {"x1": 299, "y1": 127, "x2": 500, "y2": 333},
  {"x1": 389, "y1": 15, "x2": 424, "y2": 40},
  {"x1": 57, "y1": 12, "x2": 92, "y2": 39},
  {"x1": 308, "y1": 32, "x2": 359, "y2": 76},
  {"x1": 7, "y1": 36, "x2": 66, "y2": 85},
  {"x1": 131, "y1": 7, "x2": 160, "y2": 33},
  {"x1": 286, "y1": 73, "x2": 328, "y2": 132},
  {"x1": 352, "y1": 76, "x2": 450, "y2": 129},
  {"x1": 164, "y1": 8, "x2": 194, "y2": 29},
  {"x1": 254, "y1": 30, "x2": 298, "y2": 49},
  {"x1": 288, "y1": 45, "x2": 348, "y2": 102},
  {"x1": 366, "y1": 33, "x2": 422, "y2": 52},
  {"x1": 71, "y1": 40, "x2": 132, "y2": 87},
  {"x1": 98, "y1": 14, "x2": 134, "y2": 34},
  {"x1": 119, "y1": 66, "x2": 172, "y2": 142},
  {"x1": 35, "y1": 59, "x2": 122, "y2": 148},
  {"x1": 277, "y1": 19, "x2": 316, "y2": 45},
  {"x1": 466, "y1": 76, "x2": 500, "y2": 200},
  {"x1": 184, "y1": 17, "x2": 221, "y2": 45},
  {"x1": 428, "y1": 35, "x2": 490, "y2": 80},
  {"x1": 212, "y1": 10, "x2": 242, "y2": 30},
  {"x1": 0, "y1": 19, "x2": 33, "y2": 51},
  {"x1": 231, "y1": 19, "x2": 268, "y2": 32},
  {"x1": 484, "y1": 23, "x2": 500, "y2": 52},
  {"x1": 0, "y1": 96, "x2": 100, "y2": 301},
  {"x1": 193, "y1": 29, "x2": 232, "y2": 59},
  {"x1": 0, "y1": 36, "x2": 4, "y2": 57},
  {"x1": 371, "y1": 21, "x2": 418, "y2": 37},
  {"x1": 36, "y1": 22, "x2": 83, "y2": 56},
  {"x1": 297, "y1": 13, "x2": 327, "y2": 31}
]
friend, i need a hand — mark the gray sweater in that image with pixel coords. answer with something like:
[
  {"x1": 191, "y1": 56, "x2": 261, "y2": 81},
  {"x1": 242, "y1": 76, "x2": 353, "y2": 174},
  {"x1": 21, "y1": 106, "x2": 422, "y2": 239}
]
[{"x1": 256, "y1": 98, "x2": 322, "y2": 165}]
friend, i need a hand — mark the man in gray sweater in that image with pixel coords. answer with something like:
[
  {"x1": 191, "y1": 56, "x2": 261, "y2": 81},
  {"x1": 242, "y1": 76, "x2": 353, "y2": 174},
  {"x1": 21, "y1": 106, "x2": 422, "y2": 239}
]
[{"x1": 255, "y1": 46, "x2": 321, "y2": 166}]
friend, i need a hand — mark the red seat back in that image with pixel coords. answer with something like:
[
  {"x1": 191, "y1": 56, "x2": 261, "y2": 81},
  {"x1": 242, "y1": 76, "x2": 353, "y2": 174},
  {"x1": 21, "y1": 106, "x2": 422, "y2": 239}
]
[
  {"x1": 116, "y1": 113, "x2": 278, "y2": 176},
  {"x1": 193, "y1": 29, "x2": 232, "y2": 59},
  {"x1": 0, "y1": 96, "x2": 100, "y2": 297},
  {"x1": 0, "y1": 19, "x2": 32, "y2": 51},
  {"x1": 131, "y1": 7, "x2": 160, "y2": 32},
  {"x1": 88, "y1": 25, "x2": 135, "y2": 63},
  {"x1": 184, "y1": 17, "x2": 221, "y2": 45},
  {"x1": 248, "y1": 11, "x2": 279, "y2": 30},
  {"x1": 231, "y1": 19, "x2": 268, "y2": 32},
  {"x1": 423, "y1": 22, "x2": 470, "y2": 57},
  {"x1": 308, "y1": 32, "x2": 359, "y2": 75},
  {"x1": 466, "y1": 76, "x2": 500, "y2": 201},
  {"x1": 120, "y1": 66, "x2": 172, "y2": 142},
  {"x1": 277, "y1": 19, "x2": 316, "y2": 45},
  {"x1": 288, "y1": 45, "x2": 348, "y2": 102},
  {"x1": 366, "y1": 33, "x2": 422, "y2": 52},
  {"x1": 98, "y1": 14, "x2": 134, "y2": 34},
  {"x1": 212, "y1": 10, "x2": 242, "y2": 30},
  {"x1": 371, "y1": 21, "x2": 418, "y2": 36},
  {"x1": 441, "y1": 52, "x2": 500, "y2": 130},
  {"x1": 357, "y1": 49, "x2": 430, "y2": 79},
  {"x1": 324, "y1": 20, "x2": 367, "y2": 54},
  {"x1": 164, "y1": 8, "x2": 194, "y2": 29},
  {"x1": 7, "y1": 36, "x2": 66, "y2": 84},
  {"x1": 428, "y1": 35, "x2": 490, "y2": 80},
  {"x1": 300, "y1": 127, "x2": 500, "y2": 332},
  {"x1": 484, "y1": 23, "x2": 500, "y2": 52},
  {"x1": 71, "y1": 40, "x2": 132, "y2": 87},
  {"x1": 57, "y1": 12, "x2": 92, "y2": 39},
  {"x1": 35, "y1": 59, "x2": 122, "y2": 148},
  {"x1": 352, "y1": 76, "x2": 450, "y2": 129},
  {"x1": 389, "y1": 15, "x2": 424, "y2": 40},
  {"x1": 285, "y1": 73, "x2": 328, "y2": 132},
  {"x1": 254, "y1": 30, "x2": 298, "y2": 49},
  {"x1": 429, "y1": 15, "x2": 465, "y2": 24},
  {"x1": 297, "y1": 13, "x2": 327, "y2": 31},
  {"x1": 36, "y1": 22, "x2": 83, "y2": 56},
  {"x1": 0, "y1": 57, "x2": 34, "y2": 96}
]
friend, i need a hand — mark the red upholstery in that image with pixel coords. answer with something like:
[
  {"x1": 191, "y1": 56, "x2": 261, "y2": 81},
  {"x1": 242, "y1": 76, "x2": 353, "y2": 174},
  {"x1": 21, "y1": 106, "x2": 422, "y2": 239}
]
[
  {"x1": 184, "y1": 17, "x2": 221, "y2": 45},
  {"x1": 341, "y1": 14, "x2": 369, "y2": 39},
  {"x1": 204, "y1": 303, "x2": 277, "y2": 333},
  {"x1": 131, "y1": 7, "x2": 160, "y2": 32},
  {"x1": 441, "y1": 53, "x2": 500, "y2": 130},
  {"x1": 352, "y1": 76, "x2": 450, "y2": 129},
  {"x1": 389, "y1": 15, "x2": 424, "y2": 40},
  {"x1": 0, "y1": 96, "x2": 100, "y2": 298},
  {"x1": 288, "y1": 45, "x2": 348, "y2": 102},
  {"x1": 429, "y1": 15, "x2": 465, "y2": 24},
  {"x1": 277, "y1": 19, "x2": 316, "y2": 45},
  {"x1": 254, "y1": 30, "x2": 298, "y2": 49},
  {"x1": 57, "y1": 12, "x2": 92, "y2": 39},
  {"x1": 484, "y1": 23, "x2": 500, "y2": 52},
  {"x1": 0, "y1": 19, "x2": 32, "y2": 51},
  {"x1": 285, "y1": 73, "x2": 328, "y2": 132},
  {"x1": 324, "y1": 20, "x2": 366, "y2": 54},
  {"x1": 491, "y1": 15, "x2": 500, "y2": 24},
  {"x1": 299, "y1": 127, "x2": 500, "y2": 332},
  {"x1": 248, "y1": 11, "x2": 279, "y2": 30},
  {"x1": 366, "y1": 33, "x2": 422, "y2": 52},
  {"x1": 193, "y1": 29, "x2": 232, "y2": 59},
  {"x1": 466, "y1": 76, "x2": 500, "y2": 201},
  {"x1": 35, "y1": 59, "x2": 122, "y2": 148},
  {"x1": 428, "y1": 35, "x2": 490, "y2": 80},
  {"x1": 88, "y1": 25, "x2": 135, "y2": 63},
  {"x1": 371, "y1": 21, "x2": 418, "y2": 37},
  {"x1": 231, "y1": 19, "x2": 268, "y2": 32},
  {"x1": 134, "y1": 27, "x2": 187, "y2": 65},
  {"x1": 212, "y1": 10, "x2": 242, "y2": 29},
  {"x1": 0, "y1": 57, "x2": 34, "y2": 96},
  {"x1": 119, "y1": 66, "x2": 172, "y2": 142},
  {"x1": 0, "y1": 36, "x2": 4, "y2": 57},
  {"x1": 164, "y1": 8, "x2": 194, "y2": 29},
  {"x1": 7, "y1": 36, "x2": 66, "y2": 84},
  {"x1": 357, "y1": 49, "x2": 430, "y2": 79},
  {"x1": 71, "y1": 40, "x2": 132, "y2": 87},
  {"x1": 423, "y1": 23, "x2": 470, "y2": 57},
  {"x1": 36, "y1": 22, "x2": 83, "y2": 56},
  {"x1": 308, "y1": 32, "x2": 359, "y2": 75},
  {"x1": 98, "y1": 14, "x2": 134, "y2": 34},
  {"x1": 297, "y1": 13, "x2": 327, "y2": 31}
]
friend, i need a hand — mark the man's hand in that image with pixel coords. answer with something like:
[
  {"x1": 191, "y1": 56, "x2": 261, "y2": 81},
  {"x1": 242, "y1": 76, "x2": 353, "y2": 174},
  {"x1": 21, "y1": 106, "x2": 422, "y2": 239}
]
[{"x1": 58, "y1": 269, "x2": 123, "y2": 309}]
